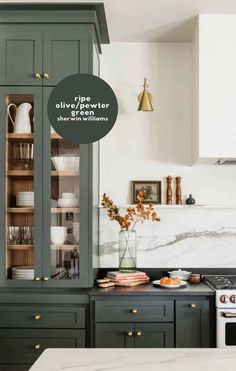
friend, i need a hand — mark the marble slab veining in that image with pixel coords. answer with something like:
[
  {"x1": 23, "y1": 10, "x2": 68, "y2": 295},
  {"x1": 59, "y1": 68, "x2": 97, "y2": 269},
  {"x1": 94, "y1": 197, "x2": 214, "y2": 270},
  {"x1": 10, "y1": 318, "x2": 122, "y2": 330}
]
[
  {"x1": 99, "y1": 207, "x2": 236, "y2": 268},
  {"x1": 30, "y1": 348, "x2": 236, "y2": 371}
]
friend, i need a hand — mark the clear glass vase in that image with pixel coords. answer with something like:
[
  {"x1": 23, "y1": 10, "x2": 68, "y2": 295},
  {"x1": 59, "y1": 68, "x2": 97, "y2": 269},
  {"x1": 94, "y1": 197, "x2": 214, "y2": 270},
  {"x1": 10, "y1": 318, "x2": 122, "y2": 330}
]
[{"x1": 119, "y1": 230, "x2": 137, "y2": 273}]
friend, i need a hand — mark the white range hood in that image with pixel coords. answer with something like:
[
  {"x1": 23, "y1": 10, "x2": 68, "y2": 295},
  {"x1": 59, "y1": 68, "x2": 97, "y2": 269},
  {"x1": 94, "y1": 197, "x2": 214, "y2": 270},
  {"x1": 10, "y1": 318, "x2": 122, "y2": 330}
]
[{"x1": 192, "y1": 15, "x2": 236, "y2": 165}]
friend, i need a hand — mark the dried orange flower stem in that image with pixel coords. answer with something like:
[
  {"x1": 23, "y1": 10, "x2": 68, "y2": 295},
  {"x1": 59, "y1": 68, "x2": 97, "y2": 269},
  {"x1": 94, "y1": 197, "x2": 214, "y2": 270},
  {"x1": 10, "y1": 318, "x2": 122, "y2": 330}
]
[{"x1": 101, "y1": 191, "x2": 160, "y2": 231}]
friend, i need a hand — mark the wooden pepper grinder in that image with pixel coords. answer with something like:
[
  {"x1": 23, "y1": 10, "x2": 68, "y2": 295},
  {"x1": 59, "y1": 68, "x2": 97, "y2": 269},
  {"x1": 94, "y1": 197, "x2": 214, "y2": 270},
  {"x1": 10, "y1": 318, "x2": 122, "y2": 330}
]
[
  {"x1": 176, "y1": 176, "x2": 182, "y2": 205},
  {"x1": 166, "y1": 175, "x2": 173, "y2": 205}
]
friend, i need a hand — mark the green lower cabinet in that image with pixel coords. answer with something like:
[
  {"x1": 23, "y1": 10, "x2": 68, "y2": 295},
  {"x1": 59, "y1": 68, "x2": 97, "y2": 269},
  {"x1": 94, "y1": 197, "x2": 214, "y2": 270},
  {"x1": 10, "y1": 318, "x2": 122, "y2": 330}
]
[
  {"x1": 134, "y1": 323, "x2": 174, "y2": 348},
  {"x1": 175, "y1": 300, "x2": 210, "y2": 348},
  {"x1": 95, "y1": 323, "x2": 174, "y2": 348},
  {"x1": 0, "y1": 328, "x2": 85, "y2": 364},
  {"x1": 0, "y1": 366, "x2": 30, "y2": 371},
  {"x1": 95, "y1": 323, "x2": 135, "y2": 348}
]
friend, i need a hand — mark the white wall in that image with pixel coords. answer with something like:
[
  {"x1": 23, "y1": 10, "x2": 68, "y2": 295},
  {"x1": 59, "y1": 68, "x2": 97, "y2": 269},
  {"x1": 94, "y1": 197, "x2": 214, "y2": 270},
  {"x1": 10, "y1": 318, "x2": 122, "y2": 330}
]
[
  {"x1": 100, "y1": 43, "x2": 236, "y2": 207},
  {"x1": 99, "y1": 42, "x2": 236, "y2": 268}
]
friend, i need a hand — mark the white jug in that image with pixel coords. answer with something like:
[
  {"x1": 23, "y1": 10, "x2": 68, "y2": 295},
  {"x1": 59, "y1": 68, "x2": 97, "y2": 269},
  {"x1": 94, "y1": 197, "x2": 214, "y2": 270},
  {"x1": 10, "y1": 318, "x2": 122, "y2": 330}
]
[{"x1": 7, "y1": 102, "x2": 32, "y2": 134}]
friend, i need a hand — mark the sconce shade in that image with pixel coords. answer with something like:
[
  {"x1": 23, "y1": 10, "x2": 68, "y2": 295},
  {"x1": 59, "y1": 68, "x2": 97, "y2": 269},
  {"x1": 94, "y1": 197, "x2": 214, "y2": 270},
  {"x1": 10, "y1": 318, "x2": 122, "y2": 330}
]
[{"x1": 138, "y1": 78, "x2": 153, "y2": 111}]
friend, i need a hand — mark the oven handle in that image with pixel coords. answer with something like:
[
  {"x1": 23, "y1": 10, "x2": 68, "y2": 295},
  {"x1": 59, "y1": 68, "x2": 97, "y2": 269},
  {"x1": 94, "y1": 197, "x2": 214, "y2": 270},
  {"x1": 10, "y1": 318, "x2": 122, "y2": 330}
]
[{"x1": 222, "y1": 312, "x2": 236, "y2": 318}]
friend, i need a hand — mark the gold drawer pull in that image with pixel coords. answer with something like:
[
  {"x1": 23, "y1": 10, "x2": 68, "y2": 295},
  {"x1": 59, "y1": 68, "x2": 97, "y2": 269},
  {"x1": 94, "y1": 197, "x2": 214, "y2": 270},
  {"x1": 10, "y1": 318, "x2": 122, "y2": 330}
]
[
  {"x1": 34, "y1": 73, "x2": 41, "y2": 79},
  {"x1": 34, "y1": 277, "x2": 41, "y2": 281},
  {"x1": 131, "y1": 309, "x2": 138, "y2": 314},
  {"x1": 190, "y1": 304, "x2": 196, "y2": 308},
  {"x1": 136, "y1": 331, "x2": 142, "y2": 336},
  {"x1": 34, "y1": 344, "x2": 41, "y2": 350},
  {"x1": 34, "y1": 315, "x2": 41, "y2": 320},
  {"x1": 43, "y1": 277, "x2": 49, "y2": 281},
  {"x1": 43, "y1": 73, "x2": 50, "y2": 80},
  {"x1": 127, "y1": 331, "x2": 133, "y2": 337}
]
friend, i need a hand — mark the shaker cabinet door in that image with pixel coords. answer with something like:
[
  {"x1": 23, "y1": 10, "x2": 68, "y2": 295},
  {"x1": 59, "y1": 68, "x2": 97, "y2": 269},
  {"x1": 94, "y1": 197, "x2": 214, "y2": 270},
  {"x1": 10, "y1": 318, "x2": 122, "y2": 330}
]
[
  {"x1": 134, "y1": 323, "x2": 174, "y2": 348},
  {"x1": 95, "y1": 323, "x2": 135, "y2": 348},
  {"x1": 42, "y1": 25, "x2": 89, "y2": 86},
  {"x1": 175, "y1": 300, "x2": 210, "y2": 348},
  {"x1": 0, "y1": 26, "x2": 42, "y2": 86}
]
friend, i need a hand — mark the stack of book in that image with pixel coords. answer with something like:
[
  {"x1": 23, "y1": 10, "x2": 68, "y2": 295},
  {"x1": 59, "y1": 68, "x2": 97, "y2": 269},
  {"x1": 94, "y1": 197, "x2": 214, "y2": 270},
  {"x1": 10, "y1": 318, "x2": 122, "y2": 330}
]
[{"x1": 107, "y1": 271, "x2": 149, "y2": 286}]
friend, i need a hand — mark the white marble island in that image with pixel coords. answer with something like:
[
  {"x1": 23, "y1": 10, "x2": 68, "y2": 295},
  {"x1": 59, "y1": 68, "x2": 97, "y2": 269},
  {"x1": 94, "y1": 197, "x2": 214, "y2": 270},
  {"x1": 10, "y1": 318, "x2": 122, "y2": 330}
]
[{"x1": 30, "y1": 348, "x2": 236, "y2": 371}]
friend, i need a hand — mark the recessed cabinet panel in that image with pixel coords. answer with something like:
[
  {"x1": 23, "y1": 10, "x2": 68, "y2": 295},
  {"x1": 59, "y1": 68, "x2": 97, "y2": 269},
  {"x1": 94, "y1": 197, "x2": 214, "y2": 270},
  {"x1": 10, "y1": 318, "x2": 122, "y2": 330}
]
[
  {"x1": 43, "y1": 28, "x2": 89, "y2": 85},
  {"x1": 176, "y1": 300, "x2": 210, "y2": 348},
  {"x1": 0, "y1": 30, "x2": 42, "y2": 85},
  {"x1": 95, "y1": 323, "x2": 135, "y2": 348},
  {"x1": 134, "y1": 323, "x2": 174, "y2": 348}
]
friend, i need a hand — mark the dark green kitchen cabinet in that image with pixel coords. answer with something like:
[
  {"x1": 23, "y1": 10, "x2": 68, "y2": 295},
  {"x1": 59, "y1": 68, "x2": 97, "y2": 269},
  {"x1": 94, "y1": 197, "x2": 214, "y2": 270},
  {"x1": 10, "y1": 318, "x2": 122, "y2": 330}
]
[
  {"x1": 0, "y1": 328, "x2": 85, "y2": 364},
  {"x1": 175, "y1": 299, "x2": 210, "y2": 348},
  {"x1": 0, "y1": 4, "x2": 108, "y2": 289},
  {"x1": 0, "y1": 28, "x2": 42, "y2": 86},
  {"x1": 0, "y1": 24, "x2": 90, "y2": 86},
  {"x1": 95, "y1": 323, "x2": 174, "y2": 348}
]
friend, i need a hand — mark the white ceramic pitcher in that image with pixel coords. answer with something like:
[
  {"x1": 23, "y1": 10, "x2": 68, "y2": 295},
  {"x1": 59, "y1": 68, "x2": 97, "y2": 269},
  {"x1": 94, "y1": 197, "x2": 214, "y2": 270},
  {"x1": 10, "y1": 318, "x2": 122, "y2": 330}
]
[{"x1": 7, "y1": 102, "x2": 32, "y2": 134}]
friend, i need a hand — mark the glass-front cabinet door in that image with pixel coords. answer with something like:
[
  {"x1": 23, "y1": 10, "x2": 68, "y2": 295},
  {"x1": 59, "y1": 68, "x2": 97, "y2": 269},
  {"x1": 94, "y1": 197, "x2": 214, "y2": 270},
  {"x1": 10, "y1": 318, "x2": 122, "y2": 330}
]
[
  {"x1": 42, "y1": 88, "x2": 90, "y2": 287},
  {"x1": 0, "y1": 87, "x2": 43, "y2": 287}
]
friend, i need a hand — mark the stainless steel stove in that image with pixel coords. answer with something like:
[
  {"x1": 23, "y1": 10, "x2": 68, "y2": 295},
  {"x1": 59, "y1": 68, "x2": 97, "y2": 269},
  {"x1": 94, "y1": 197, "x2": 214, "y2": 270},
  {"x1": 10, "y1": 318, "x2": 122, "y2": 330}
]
[{"x1": 204, "y1": 275, "x2": 236, "y2": 348}]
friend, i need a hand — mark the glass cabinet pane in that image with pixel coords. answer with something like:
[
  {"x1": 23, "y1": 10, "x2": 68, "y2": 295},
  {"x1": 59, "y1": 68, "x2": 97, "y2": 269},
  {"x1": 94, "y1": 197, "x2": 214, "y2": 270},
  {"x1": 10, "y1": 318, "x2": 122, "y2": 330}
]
[
  {"x1": 50, "y1": 133, "x2": 80, "y2": 280},
  {"x1": 5, "y1": 94, "x2": 35, "y2": 280}
]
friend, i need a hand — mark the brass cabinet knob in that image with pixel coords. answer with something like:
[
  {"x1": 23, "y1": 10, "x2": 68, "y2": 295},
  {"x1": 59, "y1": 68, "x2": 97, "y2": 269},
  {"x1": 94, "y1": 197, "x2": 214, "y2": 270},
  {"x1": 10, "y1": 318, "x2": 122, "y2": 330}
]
[
  {"x1": 43, "y1": 277, "x2": 49, "y2": 281},
  {"x1": 131, "y1": 309, "x2": 138, "y2": 314},
  {"x1": 190, "y1": 304, "x2": 196, "y2": 308},
  {"x1": 34, "y1": 315, "x2": 41, "y2": 320},
  {"x1": 34, "y1": 344, "x2": 41, "y2": 350},
  {"x1": 136, "y1": 331, "x2": 142, "y2": 336},
  {"x1": 34, "y1": 277, "x2": 41, "y2": 281},
  {"x1": 127, "y1": 331, "x2": 133, "y2": 337},
  {"x1": 34, "y1": 73, "x2": 41, "y2": 79},
  {"x1": 43, "y1": 73, "x2": 50, "y2": 79}
]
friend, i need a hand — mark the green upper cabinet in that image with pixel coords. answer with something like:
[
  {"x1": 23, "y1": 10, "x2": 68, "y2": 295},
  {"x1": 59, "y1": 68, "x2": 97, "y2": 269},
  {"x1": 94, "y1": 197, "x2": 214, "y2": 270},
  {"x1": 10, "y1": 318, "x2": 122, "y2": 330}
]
[
  {"x1": 0, "y1": 4, "x2": 109, "y2": 288},
  {"x1": 0, "y1": 27, "x2": 42, "y2": 86},
  {"x1": 42, "y1": 25, "x2": 90, "y2": 86},
  {"x1": 0, "y1": 25, "x2": 90, "y2": 86}
]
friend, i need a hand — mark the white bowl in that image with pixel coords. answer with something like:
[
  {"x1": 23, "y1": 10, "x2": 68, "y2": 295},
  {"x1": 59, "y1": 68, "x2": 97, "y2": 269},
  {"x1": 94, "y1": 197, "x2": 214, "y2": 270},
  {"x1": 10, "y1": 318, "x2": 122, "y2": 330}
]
[
  {"x1": 51, "y1": 226, "x2": 67, "y2": 245},
  {"x1": 168, "y1": 269, "x2": 191, "y2": 281},
  {"x1": 58, "y1": 198, "x2": 79, "y2": 208},
  {"x1": 51, "y1": 156, "x2": 80, "y2": 172},
  {"x1": 62, "y1": 193, "x2": 77, "y2": 199}
]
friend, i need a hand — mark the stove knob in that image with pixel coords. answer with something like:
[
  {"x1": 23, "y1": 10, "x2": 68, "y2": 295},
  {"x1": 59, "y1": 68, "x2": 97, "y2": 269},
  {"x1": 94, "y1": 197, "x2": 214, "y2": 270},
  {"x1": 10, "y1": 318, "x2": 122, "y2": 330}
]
[
  {"x1": 230, "y1": 295, "x2": 236, "y2": 303},
  {"x1": 220, "y1": 295, "x2": 229, "y2": 303}
]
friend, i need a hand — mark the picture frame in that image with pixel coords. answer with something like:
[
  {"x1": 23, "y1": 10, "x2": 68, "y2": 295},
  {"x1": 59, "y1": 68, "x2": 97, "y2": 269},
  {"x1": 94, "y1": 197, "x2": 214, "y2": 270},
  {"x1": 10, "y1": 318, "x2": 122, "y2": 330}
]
[{"x1": 131, "y1": 181, "x2": 162, "y2": 204}]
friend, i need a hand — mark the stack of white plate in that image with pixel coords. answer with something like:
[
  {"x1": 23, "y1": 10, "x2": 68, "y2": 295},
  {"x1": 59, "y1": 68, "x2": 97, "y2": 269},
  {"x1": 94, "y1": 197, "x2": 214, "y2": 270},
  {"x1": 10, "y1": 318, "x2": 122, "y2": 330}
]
[
  {"x1": 12, "y1": 266, "x2": 34, "y2": 280},
  {"x1": 58, "y1": 193, "x2": 79, "y2": 208},
  {"x1": 16, "y1": 192, "x2": 34, "y2": 207}
]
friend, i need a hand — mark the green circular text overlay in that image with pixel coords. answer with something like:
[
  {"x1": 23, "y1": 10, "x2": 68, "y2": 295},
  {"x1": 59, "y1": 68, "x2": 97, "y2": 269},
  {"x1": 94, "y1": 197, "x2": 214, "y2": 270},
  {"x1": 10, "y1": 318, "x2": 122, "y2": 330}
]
[{"x1": 48, "y1": 73, "x2": 118, "y2": 144}]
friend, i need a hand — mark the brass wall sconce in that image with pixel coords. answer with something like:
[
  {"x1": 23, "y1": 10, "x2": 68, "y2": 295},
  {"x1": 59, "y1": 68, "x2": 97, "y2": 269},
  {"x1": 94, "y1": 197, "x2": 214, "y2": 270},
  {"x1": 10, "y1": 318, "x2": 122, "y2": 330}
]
[{"x1": 138, "y1": 78, "x2": 153, "y2": 111}]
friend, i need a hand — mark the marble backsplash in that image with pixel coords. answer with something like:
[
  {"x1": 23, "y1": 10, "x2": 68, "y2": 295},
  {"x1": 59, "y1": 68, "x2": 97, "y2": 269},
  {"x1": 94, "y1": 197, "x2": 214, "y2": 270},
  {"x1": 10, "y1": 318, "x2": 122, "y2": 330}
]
[{"x1": 99, "y1": 207, "x2": 236, "y2": 268}]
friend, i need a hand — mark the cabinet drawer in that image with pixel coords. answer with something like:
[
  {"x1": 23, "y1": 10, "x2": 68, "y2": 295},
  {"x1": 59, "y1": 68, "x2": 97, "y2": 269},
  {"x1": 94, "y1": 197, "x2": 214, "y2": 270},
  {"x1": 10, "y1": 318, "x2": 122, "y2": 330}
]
[
  {"x1": 0, "y1": 328, "x2": 85, "y2": 364},
  {"x1": 0, "y1": 306, "x2": 85, "y2": 328},
  {"x1": 0, "y1": 365, "x2": 30, "y2": 371},
  {"x1": 95, "y1": 300, "x2": 174, "y2": 322}
]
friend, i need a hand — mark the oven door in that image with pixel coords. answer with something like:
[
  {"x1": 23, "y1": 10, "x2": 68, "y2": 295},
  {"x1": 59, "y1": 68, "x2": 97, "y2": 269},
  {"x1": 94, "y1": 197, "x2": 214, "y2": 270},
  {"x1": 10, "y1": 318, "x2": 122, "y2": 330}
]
[{"x1": 217, "y1": 308, "x2": 236, "y2": 347}]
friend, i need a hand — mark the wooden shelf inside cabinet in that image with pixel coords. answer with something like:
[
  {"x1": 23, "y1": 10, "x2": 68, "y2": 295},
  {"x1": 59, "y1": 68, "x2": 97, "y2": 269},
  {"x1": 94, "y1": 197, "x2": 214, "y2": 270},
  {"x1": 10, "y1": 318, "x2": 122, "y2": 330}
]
[
  {"x1": 51, "y1": 171, "x2": 79, "y2": 177},
  {"x1": 7, "y1": 170, "x2": 34, "y2": 177},
  {"x1": 7, "y1": 133, "x2": 34, "y2": 141},
  {"x1": 8, "y1": 244, "x2": 33, "y2": 251},
  {"x1": 51, "y1": 244, "x2": 78, "y2": 250},
  {"x1": 51, "y1": 208, "x2": 80, "y2": 213},
  {"x1": 51, "y1": 133, "x2": 62, "y2": 140},
  {"x1": 7, "y1": 207, "x2": 34, "y2": 213}
]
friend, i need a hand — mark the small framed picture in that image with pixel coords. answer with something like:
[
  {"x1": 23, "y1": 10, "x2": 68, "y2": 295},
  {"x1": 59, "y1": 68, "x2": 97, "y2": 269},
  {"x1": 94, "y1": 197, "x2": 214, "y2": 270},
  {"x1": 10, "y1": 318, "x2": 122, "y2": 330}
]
[{"x1": 131, "y1": 181, "x2": 162, "y2": 204}]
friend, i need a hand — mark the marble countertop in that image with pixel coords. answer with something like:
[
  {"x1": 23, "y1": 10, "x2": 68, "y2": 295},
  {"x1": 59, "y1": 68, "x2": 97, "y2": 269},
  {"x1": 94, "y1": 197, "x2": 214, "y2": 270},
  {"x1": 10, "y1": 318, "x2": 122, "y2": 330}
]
[
  {"x1": 90, "y1": 282, "x2": 214, "y2": 296},
  {"x1": 30, "y1": 348, "x2": 236, "y2": 371}
]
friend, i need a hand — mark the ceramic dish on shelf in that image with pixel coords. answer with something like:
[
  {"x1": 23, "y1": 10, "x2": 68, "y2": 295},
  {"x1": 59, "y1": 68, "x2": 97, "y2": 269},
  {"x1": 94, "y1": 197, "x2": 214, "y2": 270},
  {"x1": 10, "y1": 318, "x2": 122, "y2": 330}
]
[
  {"x1": 12, "y1": 266, "x2": 34, "y2": 280},
  {"x1": 61, "y1": 193, "x2": 77, "y2": 199},
  {"x1": 152, "y1": 280, "x2": 187, "y2": 289},
  {"x1": 57, "y1": 198, "x2": 79, "y2": 208},
  {"x1": 51, "y1": 155, "x2": 80, "y2": 172}
]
